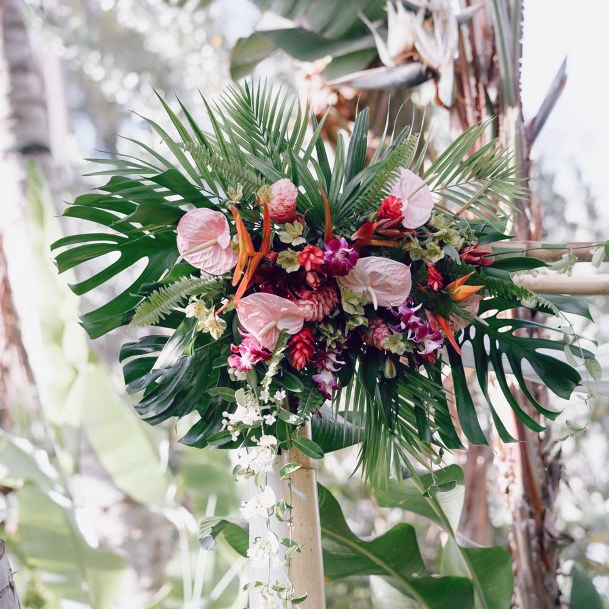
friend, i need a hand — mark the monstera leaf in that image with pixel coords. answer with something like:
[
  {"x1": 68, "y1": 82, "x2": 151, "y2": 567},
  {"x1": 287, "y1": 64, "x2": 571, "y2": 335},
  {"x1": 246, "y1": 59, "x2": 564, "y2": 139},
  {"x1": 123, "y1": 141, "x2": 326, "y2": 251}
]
[
  {"x1": 318, "y1": 483, "x2": 476, "y2": 609},
  {"x1": 50, "y1": 169, "x2": 217, "y2": 338},
  {"x1": 120, "y1": 325, "x2": 235, "y2": 432},
  {"x1": 451, "y1": 297, "x2": 584, "y2": 445}
]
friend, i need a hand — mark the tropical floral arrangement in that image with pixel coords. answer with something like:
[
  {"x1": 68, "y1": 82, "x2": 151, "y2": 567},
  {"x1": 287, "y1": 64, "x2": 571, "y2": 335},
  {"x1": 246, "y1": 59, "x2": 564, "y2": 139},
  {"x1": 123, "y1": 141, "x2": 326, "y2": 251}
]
[{"x1": 52, "y1": 83, "x2": 590, "y2": 608}]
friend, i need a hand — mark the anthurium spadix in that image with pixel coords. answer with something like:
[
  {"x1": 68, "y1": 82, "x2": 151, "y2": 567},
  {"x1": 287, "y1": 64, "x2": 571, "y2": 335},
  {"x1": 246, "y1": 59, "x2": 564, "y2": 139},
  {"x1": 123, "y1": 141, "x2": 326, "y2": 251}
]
[
  {"x1": 337, "y1": 257, "x2": 412, "y2": 309},
  {"x1": 177, "y1": 208, "x2": 238, "y2": 275},
  {"x1": 236, "y1": 293, "x2": 305, "y2": 350}
]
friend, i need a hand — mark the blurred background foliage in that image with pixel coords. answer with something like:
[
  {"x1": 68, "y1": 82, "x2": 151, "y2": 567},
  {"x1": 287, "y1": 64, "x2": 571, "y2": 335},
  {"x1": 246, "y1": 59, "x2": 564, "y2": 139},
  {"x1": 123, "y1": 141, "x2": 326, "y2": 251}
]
[{"x1": 0, "y1": 0, "x2": 607, "y2": 607}]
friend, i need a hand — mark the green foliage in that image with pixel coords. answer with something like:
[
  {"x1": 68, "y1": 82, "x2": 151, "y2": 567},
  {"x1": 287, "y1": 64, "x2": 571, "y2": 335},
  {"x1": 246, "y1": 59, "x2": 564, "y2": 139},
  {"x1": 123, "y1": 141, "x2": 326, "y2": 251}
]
[
  {"x1": 183, "y1": 141, "x2": 267, "y2": 194},
  {"x1": 229, "y1": 0, "x2": 386, "y2": 79},
  {"x1": 453, "y1": 297, "x2": 583, "y2": 444},
  {"x1": 0, "y1": 432, "x2": 127, "y2": 609},
  {"x1": 130, "y1": 273, "x2": 221, "y2": 328},
  {"x1": 318, "y1": 483, "x2": 476, "y2": 609},
  {"x1": 425, "y1": 123, "x2": 524, "y2": 230},
  {"x1": 200, "y1": 474, "x2": 512, "y2": 609},
  {"x1": 375, "y1": 464, "x2": 513, "y2": 609},
  {"x1": 569, "y1": 564, "x2": 604, "y2": 609}
]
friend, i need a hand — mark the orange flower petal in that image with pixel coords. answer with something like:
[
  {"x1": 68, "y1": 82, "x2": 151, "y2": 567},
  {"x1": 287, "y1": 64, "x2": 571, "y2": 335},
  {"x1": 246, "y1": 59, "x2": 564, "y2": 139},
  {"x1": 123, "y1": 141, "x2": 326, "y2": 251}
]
[{"x1": 435, "y1": 314, "x2": 462, "y2": 355}]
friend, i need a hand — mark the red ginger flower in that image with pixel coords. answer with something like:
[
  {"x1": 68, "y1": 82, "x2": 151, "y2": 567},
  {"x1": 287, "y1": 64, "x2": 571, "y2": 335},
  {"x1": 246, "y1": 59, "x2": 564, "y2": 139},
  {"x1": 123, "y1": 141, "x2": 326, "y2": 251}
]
[
  {"x1": 426, "y1": 264, "x2": 444, "y2": 291},
  {"x1": 378, "y1": 195, "x2": 404, "y2": 221},
  {"x1": 298, "y1": 245, "x2": 324, "y2": 272},
  {"x1": 288, "y1": 326, "x2": 316, "y2": 370},
  {"x1": 296, "y1": 284, "x2": 339, "y2": 322},
  {"x1": 362, "y1": 319, "x2": 392, "y2": 350}
]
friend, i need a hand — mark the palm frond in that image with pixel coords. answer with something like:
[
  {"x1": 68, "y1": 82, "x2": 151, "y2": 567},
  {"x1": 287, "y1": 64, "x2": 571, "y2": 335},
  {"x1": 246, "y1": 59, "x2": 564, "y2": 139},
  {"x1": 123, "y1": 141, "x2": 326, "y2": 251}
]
[
  {"x1": 182, "y1": 142, "x2": 266, "y2": 195},
  {"x1": 130, "y1": 274, "x2": 222, "y2": 328},
  {"x1": 333, "y1": 349, "x2": 445, "y2": 483},
  {"x1": 424, "y1": 124, "x2": 524, "y2": 229}
]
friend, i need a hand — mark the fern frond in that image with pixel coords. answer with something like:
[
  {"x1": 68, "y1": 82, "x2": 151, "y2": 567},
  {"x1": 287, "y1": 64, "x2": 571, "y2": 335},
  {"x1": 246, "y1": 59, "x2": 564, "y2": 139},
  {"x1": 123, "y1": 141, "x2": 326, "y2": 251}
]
[
  {"x1": 130, "y1": 274, "x2": 222, "y2": 328},
  {"x1": 182, "y1": 142, "x2": 265, "y2": 194}
]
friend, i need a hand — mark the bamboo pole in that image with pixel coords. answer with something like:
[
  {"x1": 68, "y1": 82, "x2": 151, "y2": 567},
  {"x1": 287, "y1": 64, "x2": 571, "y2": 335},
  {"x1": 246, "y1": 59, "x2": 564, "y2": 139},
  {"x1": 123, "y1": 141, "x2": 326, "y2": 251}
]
[
  {"x1": 492, "y1": 241, "x2": 599, "y2": 262},
  {"x1": 515, "y1": 274, "x2": 609, "y2": 295},
  {"x1": 286, "y1": 423, "x2": 326, "y2": 609}
]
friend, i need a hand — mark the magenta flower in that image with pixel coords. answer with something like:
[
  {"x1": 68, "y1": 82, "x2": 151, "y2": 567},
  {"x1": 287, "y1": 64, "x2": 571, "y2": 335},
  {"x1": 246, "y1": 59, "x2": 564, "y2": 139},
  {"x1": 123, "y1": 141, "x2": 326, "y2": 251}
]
[
  {"x1": 228, "y1": 334, "x2": 272, "y2": 372},
  {"x1": 323, "y1": 237, "x2": 359, "y2": 276},
  {"x1": 177, "y1": 208, "x2": 238, "y2": 275},
  {"x1": 312, "y1": 347, "x2": 344, "y2": 398},
  {"x1": 419, "y1": 326, "x2": 444, "y2": 356}
]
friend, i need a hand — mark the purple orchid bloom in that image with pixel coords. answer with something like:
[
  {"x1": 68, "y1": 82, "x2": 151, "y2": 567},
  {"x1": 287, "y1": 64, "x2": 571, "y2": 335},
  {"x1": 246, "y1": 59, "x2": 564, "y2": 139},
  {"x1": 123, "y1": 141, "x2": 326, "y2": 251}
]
[{"x1": 323, "y1": 237, "x2": 359, "y2": 276}]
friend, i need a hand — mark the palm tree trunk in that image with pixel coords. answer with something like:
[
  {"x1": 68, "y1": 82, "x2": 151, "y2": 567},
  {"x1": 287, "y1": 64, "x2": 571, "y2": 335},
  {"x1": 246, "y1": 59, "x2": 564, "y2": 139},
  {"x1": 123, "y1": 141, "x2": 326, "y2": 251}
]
[{"x1": 0, "y1": 541, "x2": 20, "y2": 609}]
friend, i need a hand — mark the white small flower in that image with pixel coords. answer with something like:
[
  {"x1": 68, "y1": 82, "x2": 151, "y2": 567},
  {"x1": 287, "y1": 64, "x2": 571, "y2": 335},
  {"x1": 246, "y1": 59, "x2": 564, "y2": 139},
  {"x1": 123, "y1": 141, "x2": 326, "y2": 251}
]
[
  {"x1": 263, "y1": 413, "x2": 277, "y2": 425},
  {"x1": 258, "y1": 585, "x2": 279, "y2": 609},
  {"x1": 237, "y1": 444, "x2": 277, "y2": 475},
  {"x1": 247, "y1": 532, "x2": 282, "y2": 569},
  {"x1": 185, "y1": 299, "x2": 210, "y2": 321},
  {"x1": 591, "y1": 245, "x2": 605, "y2": 268},
  {"x1": 200, "y1": 314, "x2": 226, "y2": 339},
  {"x1": 229, "y1": 367, "x2": 247, "y2": 381},
  {"x1": 273, "y1": 389, "x2": 287, "y2": 403},
  {"x1": 258, "y1": 435, "x2": 278, "y2": 447},
  {"x1": 259, "y1": 388, "x2": 270, "y2": 403},
  {"x1": 276, "y1": 249, "x2": 300, "y2": 273},
  {"x1": 240, "y1": 485, "x2": 277, "y2": 519}
]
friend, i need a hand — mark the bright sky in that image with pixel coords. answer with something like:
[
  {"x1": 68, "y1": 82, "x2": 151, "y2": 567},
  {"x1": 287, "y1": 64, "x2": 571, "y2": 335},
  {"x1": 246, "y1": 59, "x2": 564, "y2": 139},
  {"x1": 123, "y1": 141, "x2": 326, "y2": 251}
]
[{"x1": 522, "y1": 0, "x2": 609, "y2": 228}]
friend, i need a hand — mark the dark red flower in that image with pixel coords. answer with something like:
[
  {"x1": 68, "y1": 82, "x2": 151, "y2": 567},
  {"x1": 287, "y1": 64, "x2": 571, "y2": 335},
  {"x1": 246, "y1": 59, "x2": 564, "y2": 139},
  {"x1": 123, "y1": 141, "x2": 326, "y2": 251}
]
[
  {"x1": 426, "y1": 264, "x2": 444, "y2": 291},
  {"x1": 298, "y1": 245, "x2": 325, "y2": 272},
  {"x1": 460, "y1": 245, "x2": 493, "y2": 266},
  {"x1": 378, "y1": 195, "x2": 404, "y2": 220}
]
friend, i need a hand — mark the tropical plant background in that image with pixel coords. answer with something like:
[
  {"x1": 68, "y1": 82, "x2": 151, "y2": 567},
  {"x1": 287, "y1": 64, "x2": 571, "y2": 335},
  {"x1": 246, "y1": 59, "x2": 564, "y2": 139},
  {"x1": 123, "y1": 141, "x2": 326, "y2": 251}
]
[{"x1": 0, "y1": 1, "x2": 608, "y2": 608}]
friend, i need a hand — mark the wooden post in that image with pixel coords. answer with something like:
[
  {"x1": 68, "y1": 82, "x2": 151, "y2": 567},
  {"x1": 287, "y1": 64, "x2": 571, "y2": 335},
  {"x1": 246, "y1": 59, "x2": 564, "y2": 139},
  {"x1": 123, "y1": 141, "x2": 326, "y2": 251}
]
[
  {"x1": 492, "y1": 241, "x2": 599, "y2": 262},
  {"x1": 0, "y1": 541, "x2": 20, "y2": 609},
  {"x1": 515, "y1": 274, "x2": 609, "y2": 295},
  {"x1": 286, "y1": 423, "x2": 325, "y2": 609}
]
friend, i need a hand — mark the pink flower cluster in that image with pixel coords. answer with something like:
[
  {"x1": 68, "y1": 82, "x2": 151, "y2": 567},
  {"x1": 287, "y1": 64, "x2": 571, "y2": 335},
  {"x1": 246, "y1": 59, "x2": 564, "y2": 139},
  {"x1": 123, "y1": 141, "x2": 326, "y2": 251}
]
[
  {"x1": 312, "y1": 347, "x2": 344, "y2": 399},
  {"x1": 228, "y1": 334, "x2": 272, "y2": 372},
  {"x1": 394, "y1": 300, "x2": 444, "y2": 359}
]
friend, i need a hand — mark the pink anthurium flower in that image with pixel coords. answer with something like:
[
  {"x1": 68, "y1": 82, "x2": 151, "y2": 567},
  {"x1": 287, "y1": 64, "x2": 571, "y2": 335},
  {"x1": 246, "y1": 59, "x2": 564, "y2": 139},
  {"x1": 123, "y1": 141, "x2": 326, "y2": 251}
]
[
  {"x1": 389, "y1": 168, "x2": 434, "y2": 229},
  {"x1": 236, "y1": 293, "x2": 305, "y2": 351},
  {"x1": 177, "y1": 208, "x2": 238, "y2": 275},
  {"x1": 337, "y1": 256, "x2": 412, "y2": 309}
]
